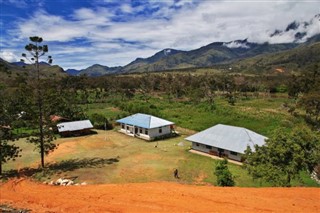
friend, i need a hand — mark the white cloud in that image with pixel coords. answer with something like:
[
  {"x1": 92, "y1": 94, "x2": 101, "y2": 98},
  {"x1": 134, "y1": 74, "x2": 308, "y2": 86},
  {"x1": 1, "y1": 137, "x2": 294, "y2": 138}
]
[
  {"x1": 120, "y1": 4, "x2": 133, "y2": 13},
  {"x1": 0, "y1": 50, "x2": 19, "y2": 62},
  {"x1": 72, "y1": 7, "x2": 112, "y2": 25},
  {"x1": 1, "y1": 0, "x2": 28, "y2": 8},
  {"x1": 223, "y1": 41, "x2": 250, "y2": 49},
  {"x1": 5, "y1": 1, "x2": 320, "y2": 69}
]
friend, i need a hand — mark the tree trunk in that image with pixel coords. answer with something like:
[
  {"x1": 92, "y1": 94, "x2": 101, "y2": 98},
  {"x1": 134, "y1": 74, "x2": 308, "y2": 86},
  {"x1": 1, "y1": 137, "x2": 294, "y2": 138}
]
[
  {"x1": 0, "y1": 153, "x2": 2, "y2": 175},
  {"x1": 36, "y1": 54, "x2": 45, "y2": 168},
  {"x1": 39, "y1": 93, "x2": 45, "y2": 168}
]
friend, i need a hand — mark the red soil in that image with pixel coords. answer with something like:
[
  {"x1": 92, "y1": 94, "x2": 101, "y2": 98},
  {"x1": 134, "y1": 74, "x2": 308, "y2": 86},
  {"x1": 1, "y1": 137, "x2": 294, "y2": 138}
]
[{"x1": 1, "y1": 178, "x2": 319, "y2": 213}]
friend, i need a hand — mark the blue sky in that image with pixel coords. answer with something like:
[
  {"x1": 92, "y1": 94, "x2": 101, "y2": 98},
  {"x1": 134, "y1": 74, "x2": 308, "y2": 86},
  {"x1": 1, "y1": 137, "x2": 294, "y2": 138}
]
[{"x1": 1, "y1": 0, "x2": 320, "y2": 70}]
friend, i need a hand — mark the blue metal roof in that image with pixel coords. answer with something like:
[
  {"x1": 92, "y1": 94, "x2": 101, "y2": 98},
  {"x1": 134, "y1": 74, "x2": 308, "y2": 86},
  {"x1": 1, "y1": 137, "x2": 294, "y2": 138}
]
[
  {"x1": 116, "y1": 113, "x2": 174, "y2": 129},
  {"x1": 185, "y1": 124, "x2": 267, "y2": 154}
]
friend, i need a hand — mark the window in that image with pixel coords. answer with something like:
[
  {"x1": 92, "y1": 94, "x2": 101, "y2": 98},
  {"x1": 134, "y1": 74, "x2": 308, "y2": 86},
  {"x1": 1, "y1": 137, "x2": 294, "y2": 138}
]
[
  {"x1": 205, "y1": 145, "x2": 212, "y2": 149},
  {"x1": 230, "y1": 151, "x2": 237, "y2": 156},
  {"x1": 139, "y1": 128, "x2": 142, "y2": 134},
  {"x1": 218, "y1": 148, "x2": 225, "y2": 152},
  {"x1": 159, "y1": 128, "x2": 162, "y2": 133},
  {"x1": 121, "y1": 124, "x2": 124, "y2": 129},
  {"x1": 126, "y1": 126, "x2": 129, "y2": 130},
  {"x1": 196, "y1": 143, "x2": 199, "y2": 147},
  {"x1": 145, "y1": 129, "x2": 148, "y2": 135}
]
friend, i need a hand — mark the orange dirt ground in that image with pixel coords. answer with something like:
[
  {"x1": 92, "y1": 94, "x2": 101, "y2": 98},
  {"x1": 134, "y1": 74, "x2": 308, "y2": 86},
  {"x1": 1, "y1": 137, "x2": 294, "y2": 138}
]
[{"x1": 1, "y1": 179, "x2": 319, "y2": 213}]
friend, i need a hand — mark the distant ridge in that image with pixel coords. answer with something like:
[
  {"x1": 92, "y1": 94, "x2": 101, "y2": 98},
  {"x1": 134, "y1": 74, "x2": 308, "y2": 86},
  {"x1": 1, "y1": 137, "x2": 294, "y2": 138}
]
[{"x1": 66, "y1": 33, "x2": 319, "y2": 76}]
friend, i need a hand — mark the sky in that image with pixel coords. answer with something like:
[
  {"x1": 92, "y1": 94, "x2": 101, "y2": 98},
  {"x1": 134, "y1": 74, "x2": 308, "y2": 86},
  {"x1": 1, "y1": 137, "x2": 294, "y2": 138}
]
[{"x1": 1, "y1": 0, "x2": 320, "y2": 70}]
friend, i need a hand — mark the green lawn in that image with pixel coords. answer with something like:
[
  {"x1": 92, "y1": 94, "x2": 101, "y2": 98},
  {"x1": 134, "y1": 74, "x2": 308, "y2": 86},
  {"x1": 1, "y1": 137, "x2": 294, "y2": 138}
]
[{"x1": 2, "y1": 130, "x2": 318, "y2": 187}]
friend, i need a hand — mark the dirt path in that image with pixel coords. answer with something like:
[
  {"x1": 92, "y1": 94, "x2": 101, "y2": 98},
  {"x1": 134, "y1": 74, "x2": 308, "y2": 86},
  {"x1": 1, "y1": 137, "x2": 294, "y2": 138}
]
[{"x1": 1, "y1": 179, "x2": 319, "y2": 213}]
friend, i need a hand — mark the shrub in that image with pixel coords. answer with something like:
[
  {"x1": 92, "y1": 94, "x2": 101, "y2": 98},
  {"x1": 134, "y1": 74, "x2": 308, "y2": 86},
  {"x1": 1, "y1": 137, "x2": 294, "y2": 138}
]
[
  {"x1": 89, "y1": 113, "x2": 113, "y2": 130},
  {"x1": 214, "y1": 159, "x2": 235, "y2": 186}
]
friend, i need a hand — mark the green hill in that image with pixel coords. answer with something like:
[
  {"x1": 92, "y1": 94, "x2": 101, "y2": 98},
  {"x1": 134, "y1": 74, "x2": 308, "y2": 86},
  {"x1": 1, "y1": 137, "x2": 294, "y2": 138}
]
[
  {"x1": 78, "y1": 64, "x2": 121, "y2": 76},
  {"x1": 121, "y1": 40, "x2": 299, "y2": 73},
  {"x1": 0, "y1": 58, "x2": 67, "y2": 83},
  {"x1": 230, "y1": 41, "x2": 320, "y2": 74}
]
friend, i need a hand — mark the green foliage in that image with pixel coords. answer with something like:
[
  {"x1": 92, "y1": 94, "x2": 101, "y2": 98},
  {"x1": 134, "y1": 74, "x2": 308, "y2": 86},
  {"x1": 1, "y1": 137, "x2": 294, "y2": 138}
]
[
  {"x1": 288, "y1": 63, "x2": 320, "y2": 128},
  {"x1": 226, "y1": 92, "x2": 236, "y2": 106},
  {"x1": 89, "y1": 113, "x2": 113, "y2": 130},
  {"x1": 115, "y1": 98, "x2": 160, "y2": 116},
  {"x1": 244, "y1": 127, "x2": 320, "y2": 186},
  {"x1": 26, "y1": 127, "x2": 57, "y2": 155},
  {"x1": 214, "y1": 159, "x2": 235, "y2": 186},
  {"x1": 0, "y1": 85, "x2": 23, "y2": 174},
  {"x1": 0, "y1": 128, "x2": 22, "y2": 175},
  {"x1": 276, "y1": 84, "x2": 287, "y2": 93},
  {"x1": 300, "y1": 92, "x2": 320, "y2": 127}
]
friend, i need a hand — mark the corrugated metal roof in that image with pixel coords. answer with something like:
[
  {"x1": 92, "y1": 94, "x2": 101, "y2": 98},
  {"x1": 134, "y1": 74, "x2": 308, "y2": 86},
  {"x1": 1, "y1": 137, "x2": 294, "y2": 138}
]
[
  {"x1": 116, "y1": 113, "x2": 174, "y2": 129},
  {"x1": 185, "y1": 124, "x2": 267, "y2": 154},
  {"x1": 57, "y1": 120, "x2": 93, "y2": 132}
]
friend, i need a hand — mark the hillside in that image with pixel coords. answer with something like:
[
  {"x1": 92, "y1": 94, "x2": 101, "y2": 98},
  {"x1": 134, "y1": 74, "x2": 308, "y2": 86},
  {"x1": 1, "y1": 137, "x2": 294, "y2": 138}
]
[
  {"x1": 71, "y1": 35, "x2": 318, "y2": 76},
  {"x1": 120, "y1": 40, "x2": 298, "y2": 73},
  {"x1": 0, "y1": 58, "x2": 67, "y2": 81},
  {"x1": 77, "y1": 64, "x2": 121, "y2": 76},
  {"x1": 230, "y1": 41, "x2": 320, "y2": 73}
]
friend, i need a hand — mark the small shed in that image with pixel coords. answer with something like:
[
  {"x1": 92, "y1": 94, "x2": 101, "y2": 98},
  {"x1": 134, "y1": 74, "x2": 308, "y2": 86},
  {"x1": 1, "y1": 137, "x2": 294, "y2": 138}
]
[
  {"x1": 57, "y1": 120, "x2": 93, "y2": 137},
  {"x1": 116, "y1": 113, "x2": 175, "y2": 141},
  {"x1": 185, "y1": 124, "x2": 267, "y2": 161}
]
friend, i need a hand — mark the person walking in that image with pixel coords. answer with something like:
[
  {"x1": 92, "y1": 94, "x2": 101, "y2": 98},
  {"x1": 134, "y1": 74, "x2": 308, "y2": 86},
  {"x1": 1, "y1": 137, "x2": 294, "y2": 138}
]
[{"x1": 174, "y1": 168, "x2": 179, "y2": 179}]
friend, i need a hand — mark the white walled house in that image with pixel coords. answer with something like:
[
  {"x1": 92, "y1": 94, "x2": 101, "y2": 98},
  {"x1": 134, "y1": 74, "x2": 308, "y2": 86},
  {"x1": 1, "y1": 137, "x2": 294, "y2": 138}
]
[
  {"x1": 116, "y1": 113, "x2": 175, "y2": 141},
  {"x1": 57, "y1": 120, "x2": 93, "y2": 137},
  {"x1": 185, "y1": 124, "x2": 267, "y2": 162}
]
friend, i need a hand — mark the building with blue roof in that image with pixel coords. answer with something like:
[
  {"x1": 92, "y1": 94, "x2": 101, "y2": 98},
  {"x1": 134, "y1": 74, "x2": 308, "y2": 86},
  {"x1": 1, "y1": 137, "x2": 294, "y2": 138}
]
[
  {"x1": 185, "y1": 124, "x2": 267, "y2": 161},
  {"x1": 116, "y1": 113, "x2": 175, "y2": 140}
]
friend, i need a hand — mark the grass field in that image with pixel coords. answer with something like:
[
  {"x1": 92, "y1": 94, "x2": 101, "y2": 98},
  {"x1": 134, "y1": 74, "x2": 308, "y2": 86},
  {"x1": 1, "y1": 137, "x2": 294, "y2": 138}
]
[
  {"x1": 3, "y1": 129, "x2": 318, "y2": 187},
  {"x1": 86, "y1": 94, "x2": 305, "y2": 136},
  {"x1": 2, "y1": 93, "x2": 317, "y2": 187}
]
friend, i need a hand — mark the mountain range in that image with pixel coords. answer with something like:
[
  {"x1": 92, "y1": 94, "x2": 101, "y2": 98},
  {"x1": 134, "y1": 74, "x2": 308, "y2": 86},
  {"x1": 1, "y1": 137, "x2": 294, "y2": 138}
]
[
  {"x1": 60, "y1": 14, "x2": 319, "y2": 76},
  {"x1": 1, "y1": 14, "x2": 319, "y2": 77},
  {"x1": 65, "y1": 36, "x2": 318, "y2": 76}
]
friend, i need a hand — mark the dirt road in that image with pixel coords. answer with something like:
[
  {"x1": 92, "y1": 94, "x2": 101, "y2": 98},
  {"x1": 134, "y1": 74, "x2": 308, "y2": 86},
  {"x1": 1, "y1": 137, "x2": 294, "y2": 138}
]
[{"x1": 1, "y1": 179, "x2": 319, "y2": 213}]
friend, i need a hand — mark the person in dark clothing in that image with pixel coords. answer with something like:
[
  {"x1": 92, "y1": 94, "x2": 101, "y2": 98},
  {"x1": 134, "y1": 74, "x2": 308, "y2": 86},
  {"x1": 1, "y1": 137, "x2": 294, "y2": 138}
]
[{"x1": 174, "y1": 168, "x2": 179, "y2": 179}]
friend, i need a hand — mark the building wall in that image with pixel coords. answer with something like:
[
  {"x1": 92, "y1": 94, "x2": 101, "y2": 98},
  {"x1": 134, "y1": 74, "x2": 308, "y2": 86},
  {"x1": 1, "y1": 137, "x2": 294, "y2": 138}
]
[
  {"x1": 119, "y1": 123, "x2": 172, "y2": 141},
  {"x1": 148, "y1": 125, "x2": 172, "y2": 139},
  {"x1": 192, "y1": 142, "x2": 242, "y2": 161},
  {"x1": 59, "y1": 128, "x2": 92, "y2": 137}
]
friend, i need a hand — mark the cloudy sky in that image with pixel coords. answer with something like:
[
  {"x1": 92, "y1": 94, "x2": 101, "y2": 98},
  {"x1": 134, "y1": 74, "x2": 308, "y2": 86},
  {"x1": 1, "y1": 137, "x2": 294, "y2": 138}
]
[{"x1": 1, "y1": 0, "x2": 320, "y2": 70}]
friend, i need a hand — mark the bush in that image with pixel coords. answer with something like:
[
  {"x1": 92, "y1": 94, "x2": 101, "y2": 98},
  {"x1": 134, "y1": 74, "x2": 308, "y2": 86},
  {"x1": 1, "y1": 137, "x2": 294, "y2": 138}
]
[
  {"x1": 214, "y1": 159, "x2": 235, "y2": 186},
  {"x1": 89, "y1": 113, "x2": 113, "y2": 130}
]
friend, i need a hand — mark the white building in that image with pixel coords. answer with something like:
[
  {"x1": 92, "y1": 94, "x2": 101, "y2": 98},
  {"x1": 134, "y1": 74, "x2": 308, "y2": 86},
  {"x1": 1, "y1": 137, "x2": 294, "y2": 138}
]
[
  {"x1": 57, "y1": 120, "x2": 93, "y2": 137},
  {"x1": 185, "y1": 124, "x2": 267, "y2": 161},
  {"x1": 116, "y1": 113, "x2": 175, "y2": 141}
]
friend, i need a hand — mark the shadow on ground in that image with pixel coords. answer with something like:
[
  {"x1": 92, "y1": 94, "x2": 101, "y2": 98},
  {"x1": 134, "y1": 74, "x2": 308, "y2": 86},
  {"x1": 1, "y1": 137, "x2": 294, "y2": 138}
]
[{"x1": 1, "y1": 157, "x2": 119, "y2": 179}]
